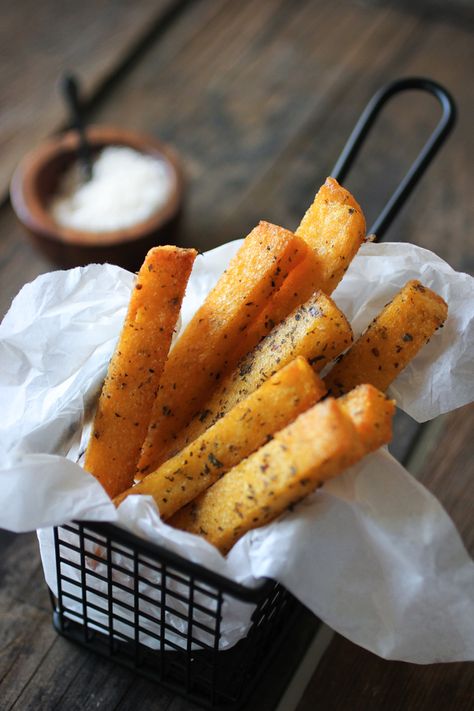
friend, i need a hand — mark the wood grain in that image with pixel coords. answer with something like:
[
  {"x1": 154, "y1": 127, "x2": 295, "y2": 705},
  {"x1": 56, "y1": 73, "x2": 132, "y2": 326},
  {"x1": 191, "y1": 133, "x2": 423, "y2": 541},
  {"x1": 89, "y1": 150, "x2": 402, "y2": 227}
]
[
  {"x1": 93, "y1": 0, "x2": 424, "y2": 251},
  {"x1": 416, "y1": 403, "x2": 474, "y2": 554},
  {"x1": 0, "y1": 0, "x2": 182, "y2": 197},
  {"x1": 297, "y1": 634, "x2": 474, "y2": 711},
  {"x1": 234, "y1": 14, "x2": 474, "y2": 273}
]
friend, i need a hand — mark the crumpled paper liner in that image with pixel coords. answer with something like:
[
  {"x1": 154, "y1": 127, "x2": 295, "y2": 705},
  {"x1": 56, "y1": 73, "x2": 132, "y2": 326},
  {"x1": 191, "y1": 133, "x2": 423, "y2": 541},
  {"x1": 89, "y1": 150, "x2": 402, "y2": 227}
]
[{"x1": 1, "y1": 241, "x2": 474, "y2": 661}]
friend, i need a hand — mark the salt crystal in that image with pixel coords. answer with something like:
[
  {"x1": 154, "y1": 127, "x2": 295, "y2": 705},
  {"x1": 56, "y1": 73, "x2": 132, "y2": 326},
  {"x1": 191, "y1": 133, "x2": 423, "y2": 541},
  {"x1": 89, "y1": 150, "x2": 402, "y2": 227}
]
[{"x1": 50, "y1": 146, "x2": 173, "y2": 233}]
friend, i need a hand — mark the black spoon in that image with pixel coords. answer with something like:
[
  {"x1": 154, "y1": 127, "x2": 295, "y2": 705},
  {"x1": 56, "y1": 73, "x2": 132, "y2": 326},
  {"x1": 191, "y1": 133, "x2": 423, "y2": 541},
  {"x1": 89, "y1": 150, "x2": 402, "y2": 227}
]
[{"x1": 61, "y1": 73, "x2": 93, "y2": 181}]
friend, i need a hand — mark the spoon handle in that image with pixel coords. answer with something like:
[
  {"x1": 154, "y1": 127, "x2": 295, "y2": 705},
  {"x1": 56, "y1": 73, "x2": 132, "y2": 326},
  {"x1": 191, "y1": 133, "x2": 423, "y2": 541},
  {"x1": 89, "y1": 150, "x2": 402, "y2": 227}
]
[{"x1": 61, "y1": 73, "x2": 93, "y2": 181}]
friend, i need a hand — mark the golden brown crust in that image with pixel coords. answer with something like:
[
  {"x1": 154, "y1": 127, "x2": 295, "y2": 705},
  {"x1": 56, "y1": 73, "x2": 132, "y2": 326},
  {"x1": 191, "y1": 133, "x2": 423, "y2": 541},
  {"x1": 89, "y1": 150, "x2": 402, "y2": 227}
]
[
  {"x1": 137, "y1": 223, "x2": 311, "y2": 475},
  {"x1": 296, "y1": 177, "x2": 366, "y2": 294},
  {"x1": 325, "y1": 280, "x2": 448, "y2": 396},
  {"x1": 169, "y1": 397, "x2": 374, "y2": 554},
  {"x1": 139, "y1": 291, "x2": 352, "y2": 473},
  {"x1": 239, "y1": 249, "x2": 322, "y2": 349},
  {"x1": 114, "y1": 357, "x2": 326, "y2": 518},
  {"x1": 84, "y1": 246, "x2": 197, "y2": 498},
  {"x1": 339, "y1": 384, "x2": 395, "y2": 452}
]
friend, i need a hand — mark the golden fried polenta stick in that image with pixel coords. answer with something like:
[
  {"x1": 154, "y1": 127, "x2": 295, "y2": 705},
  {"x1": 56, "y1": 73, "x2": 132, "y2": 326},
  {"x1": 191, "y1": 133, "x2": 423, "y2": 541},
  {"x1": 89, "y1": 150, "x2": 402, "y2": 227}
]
[
  {"x1": 138, "y1": 223, "x2": 310, "y2": 476},
  {"x1": 296, "y1": 177, "x2": 366, "y2": 294},
  {"x1": 169, "y1": 398, "x2": 372, "y2": 554},
  {"x1": 239, "y1": 249, "x2": 322, "y2": 348},
  {"x1": 137, "y1": 291, "x2": 352, "y2": 475},
  {"x1": 84, "y1": 246, "x2": 197, "y2": 498},
  {"x1": 339, "y1": 384, "x2": 395, "y2": 452},
  {"x1": 325, "y1": 280, "x2": 448, "y2": 396},
  {"x1": 115, "y1": 357, "x2": 326, "y2": 518},
  {"x1": 240, "y1": 179, "x2": 366, "y2": 350}
]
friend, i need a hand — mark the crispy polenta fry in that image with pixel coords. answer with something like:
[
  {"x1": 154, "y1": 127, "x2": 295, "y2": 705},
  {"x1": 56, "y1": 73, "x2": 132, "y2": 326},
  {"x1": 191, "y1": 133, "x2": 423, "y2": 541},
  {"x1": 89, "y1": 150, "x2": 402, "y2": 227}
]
[
  {"x1": 137, "y1": 222, "x2": 310, "y2": 476},
  {"x1": 296, "y1": 177, "x2": 366, "y2": 294},
  {"x1": 138, "y1": 291, "x2": 352, "y2": 475},
  {"x1": 84, "y1": 246, "x2": 197, "y2": 498},
  {"x1": 339, "y1": 384, "x2": 395, "y2": 452},
  {"x1": 115, "y1": 357, "x2": 326, "y2": 518},
  {"x1": 224, "y1": 180, "x2": 366, "y2": 361},
  {"x1": 169, "y1": 396, "x2": 389, "y2": 554},
  {"x1": 240, "y1": 249, "x2": 322, "y2": 348},
  {"x1": 325, "y1": 280, "x2": 448, "y2": 396}
]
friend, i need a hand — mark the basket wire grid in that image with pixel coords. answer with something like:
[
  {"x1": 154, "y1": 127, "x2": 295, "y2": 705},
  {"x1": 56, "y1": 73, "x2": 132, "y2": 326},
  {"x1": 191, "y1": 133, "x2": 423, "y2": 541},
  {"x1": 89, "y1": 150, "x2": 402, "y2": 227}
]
[
  {"x1": 51, "y1": 521, "x2": 298, "y2": 709},
  {"x1": 49, "y1": 77, "x2": 456, "y2": 710}
]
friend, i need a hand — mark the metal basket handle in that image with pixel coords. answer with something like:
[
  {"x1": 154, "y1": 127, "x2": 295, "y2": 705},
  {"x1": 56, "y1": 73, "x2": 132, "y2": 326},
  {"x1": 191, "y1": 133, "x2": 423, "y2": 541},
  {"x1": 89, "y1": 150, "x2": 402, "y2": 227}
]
[{"x1": 331, "y1": 77, "x2": 457, "y2": 240}]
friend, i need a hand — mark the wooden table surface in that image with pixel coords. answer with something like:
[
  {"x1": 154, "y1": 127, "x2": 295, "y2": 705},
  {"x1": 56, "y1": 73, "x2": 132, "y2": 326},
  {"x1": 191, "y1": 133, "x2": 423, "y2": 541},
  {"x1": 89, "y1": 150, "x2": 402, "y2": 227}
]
[{"x1": 1, "y1": 1, "x2": 473, "y2": 709}]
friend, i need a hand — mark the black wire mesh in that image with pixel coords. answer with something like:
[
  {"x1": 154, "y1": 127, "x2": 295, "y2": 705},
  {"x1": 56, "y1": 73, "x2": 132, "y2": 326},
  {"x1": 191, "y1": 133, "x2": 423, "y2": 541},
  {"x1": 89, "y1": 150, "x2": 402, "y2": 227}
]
[{"x1": 50, "y1": 521, "x2": 300, "y2": 710}]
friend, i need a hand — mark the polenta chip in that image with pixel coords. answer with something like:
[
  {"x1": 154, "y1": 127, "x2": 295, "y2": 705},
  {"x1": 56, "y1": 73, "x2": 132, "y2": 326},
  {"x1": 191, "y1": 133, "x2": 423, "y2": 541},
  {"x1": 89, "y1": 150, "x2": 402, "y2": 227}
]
[
  {"x1": 115, "y1": 357, "x2": 326, "y2": 519},
  {"x1": 325, "y1": 280, "x2": 448, "y2": 396},
  {"x1": 169, "y1": 397, "x2": 370, "y2": 554},
  {"x1": 85, "y1": 246, "x2": 196, "y2": 498},
  {"x1": 339, "y1": 384, "x2": 395, "y2": 452},
  {"x1": 296, "y1": 177, "x2": 366, "y2": 294},
  {"x1": 139, "y1": 291, "x2": 352, "y2": 473},
  {"x1": 138, "y1": 222, "x2": 310, "y2": 475}
]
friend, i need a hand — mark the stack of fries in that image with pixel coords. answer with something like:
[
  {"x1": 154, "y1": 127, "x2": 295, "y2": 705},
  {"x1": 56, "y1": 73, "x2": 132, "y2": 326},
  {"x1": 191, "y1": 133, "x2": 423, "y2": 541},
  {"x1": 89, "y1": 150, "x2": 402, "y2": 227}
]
[{"x1": 85, "y1": 178, "x2": 448, "y2": 555}]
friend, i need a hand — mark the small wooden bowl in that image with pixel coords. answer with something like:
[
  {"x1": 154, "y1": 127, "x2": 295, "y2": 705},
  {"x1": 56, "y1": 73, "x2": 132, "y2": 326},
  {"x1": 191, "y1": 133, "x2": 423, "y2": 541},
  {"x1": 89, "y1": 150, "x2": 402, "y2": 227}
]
[{"x1": 10, "y1": 126, "x2": 184, "y2": 271}]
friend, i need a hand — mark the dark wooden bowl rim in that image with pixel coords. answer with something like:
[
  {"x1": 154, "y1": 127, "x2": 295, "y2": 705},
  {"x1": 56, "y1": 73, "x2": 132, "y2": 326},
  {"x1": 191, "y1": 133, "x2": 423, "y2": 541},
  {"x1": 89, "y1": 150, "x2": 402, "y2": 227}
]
[{"x1": 10, "y1": 126, "x2": 184, "y2": 247}]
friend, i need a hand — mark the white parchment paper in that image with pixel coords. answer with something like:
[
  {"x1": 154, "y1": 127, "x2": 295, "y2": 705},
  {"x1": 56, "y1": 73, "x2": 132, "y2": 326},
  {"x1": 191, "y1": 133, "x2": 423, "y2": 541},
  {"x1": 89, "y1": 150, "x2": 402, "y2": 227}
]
[{"x1": 1, "y1": 241, "x2": 474, "y2": 662}]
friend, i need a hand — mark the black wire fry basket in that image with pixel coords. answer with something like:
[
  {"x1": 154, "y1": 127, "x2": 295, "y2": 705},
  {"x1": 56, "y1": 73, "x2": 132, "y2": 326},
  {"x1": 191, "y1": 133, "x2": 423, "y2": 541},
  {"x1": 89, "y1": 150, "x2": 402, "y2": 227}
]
[{"x1": 48, "y1": 78, "x2": 456, "y2": 710}]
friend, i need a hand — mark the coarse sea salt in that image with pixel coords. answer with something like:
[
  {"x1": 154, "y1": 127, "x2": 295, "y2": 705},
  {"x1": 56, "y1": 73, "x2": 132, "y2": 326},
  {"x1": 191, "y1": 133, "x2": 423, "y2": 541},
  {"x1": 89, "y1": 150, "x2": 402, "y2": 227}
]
[{"x1": 50, "y1": 146, "x2": 173, "y2": 233}]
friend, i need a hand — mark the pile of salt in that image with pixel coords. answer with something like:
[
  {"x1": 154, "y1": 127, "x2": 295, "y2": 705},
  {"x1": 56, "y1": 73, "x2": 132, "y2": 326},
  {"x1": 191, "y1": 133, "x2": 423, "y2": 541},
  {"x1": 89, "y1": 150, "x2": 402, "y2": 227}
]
[{"x1": 50, "y1": 146, "x2": 173, "y2": 233}]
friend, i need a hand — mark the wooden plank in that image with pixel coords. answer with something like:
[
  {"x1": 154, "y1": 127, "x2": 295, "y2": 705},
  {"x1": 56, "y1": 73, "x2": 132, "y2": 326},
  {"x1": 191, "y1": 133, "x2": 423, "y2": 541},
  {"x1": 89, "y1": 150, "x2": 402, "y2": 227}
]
[
  {"x1": 415, "y1": 403, "x2": 474, "y2": 554},
  {"x1": 115, "y1": 677, "x2": 175, "y2": 711},
  {"x1": 33, "y1": 649, "x2": 135, "y2": 711},
  {"x1": 0, "y1": 532, "x2": 50, "y2": 612},
  {"x1": 0, "y1": 602, "x2": 57, "y2": 709},
  {"x1": 237, "y1": 13, "x2": 474, "y2": 274},
  {"x1": 9, "y1": 636, "x2": 88, "y2": 710},
  {"x1": 296, "y1": 635, "x2": 474, "y2": 711},
  {"x1": 91, "y1": 0, "x2": 422, "y2": 250},
  {"x1": 365, "y1": 0, "x2": 474, "y2": 31},
  {"x1": 0, "y1": 211, "x2": 54, "y2": 319},
  {"x1": 0, "y1": 0, "x2": 183, "y2": 197},
  {"x1": 389, "y1": 409, "x2": 422, "y2": 464}
]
